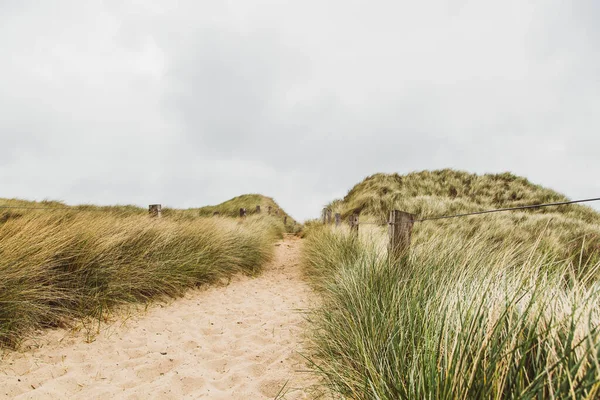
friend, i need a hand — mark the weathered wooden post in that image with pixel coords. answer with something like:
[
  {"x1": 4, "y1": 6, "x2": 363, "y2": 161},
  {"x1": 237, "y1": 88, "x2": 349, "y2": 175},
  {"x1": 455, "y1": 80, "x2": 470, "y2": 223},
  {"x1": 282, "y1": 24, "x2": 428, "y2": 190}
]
[
  {"x1": 388, "y1": 210, "x2": 415, "y2": 262},
  {"x1": 268, "y1": 206, "x2": 272, "y2": 215},
  {"x1": 284, "y1": 216, "x2": 288, "y2": 225},
  {"x1": 326, "y1": 209, "x2": 332, "y2": 224},
  {"x1": 335, "y1": 213, "x2": 341, "y2": 227},
  {"x1": 322, "y1": 208, "x2": 327, "y2": 224},
  {"x1": 256, "y1": 205, "x2": 261, "y2": 214},
  {"x1": 349, "y1": 213, "x2": 359, "y2": 236},
  {"x1": 239, "y1": 208, "x2": 247, "y2": 218},
  {"x1": 149, "y1": 204, "x2": 162, "y2": 218}
]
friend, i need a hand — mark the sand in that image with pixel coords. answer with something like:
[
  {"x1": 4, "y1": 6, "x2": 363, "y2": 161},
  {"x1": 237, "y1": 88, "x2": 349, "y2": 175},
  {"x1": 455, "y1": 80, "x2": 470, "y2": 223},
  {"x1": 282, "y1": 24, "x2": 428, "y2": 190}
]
[{"x1": 0, "y1": 235, "x2": 321, "y2": 399}]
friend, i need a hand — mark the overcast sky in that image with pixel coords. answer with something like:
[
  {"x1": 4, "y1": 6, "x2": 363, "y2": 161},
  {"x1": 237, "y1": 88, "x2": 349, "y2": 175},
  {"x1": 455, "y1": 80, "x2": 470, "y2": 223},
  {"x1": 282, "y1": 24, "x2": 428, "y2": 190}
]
[{"x1": 1, "y1": 1, "x2": 599, "y2": 221}]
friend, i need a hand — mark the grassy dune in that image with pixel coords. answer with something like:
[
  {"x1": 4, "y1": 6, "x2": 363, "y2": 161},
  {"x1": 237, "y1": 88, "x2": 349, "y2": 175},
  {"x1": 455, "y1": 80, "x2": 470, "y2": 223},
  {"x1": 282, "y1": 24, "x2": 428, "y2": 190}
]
[
  {"x1": 324, "y1": 170, "x2": 600, "y2": 265},
  {"x1": 188, "y1": 194, "x2": 292, "y2": 219},
  {"x1": 188, "y1": 193, "x2": 299, "y2": 233},
  {"x1": 0, "y1": 197, "x2": 286, "y2": 348},
  {"x1": 329, "y1": 170, "x2": 599, "y2": 222},
  {"x1": 303, "y1": 170, "x2": 600, "y2": 399},
  {"x1": 0, "y1": 194, "x2": 294, "y2": 222}
]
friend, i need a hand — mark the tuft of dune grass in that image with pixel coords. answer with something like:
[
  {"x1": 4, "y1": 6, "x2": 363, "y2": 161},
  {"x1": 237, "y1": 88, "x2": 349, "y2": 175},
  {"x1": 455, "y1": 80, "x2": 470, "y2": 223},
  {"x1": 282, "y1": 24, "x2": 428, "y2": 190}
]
[
  {"x1": 304, "y1": 170, "x2": 600, "y2": 398},
  {"x1": 0, "y1": 211, "x2": 284, "y2": 348},
  {"x1": 303, "y1": 227, "x2": 600, "y2": 399},
  {"x1": 175, "y1": 193, "x2": 295, "y2": 222},
  {"x1": 322, "y1": 170, "x2": 600, "y2": 265},
  {"x1": 302, "y1": 225, "x2": 600, "y2": 399}
]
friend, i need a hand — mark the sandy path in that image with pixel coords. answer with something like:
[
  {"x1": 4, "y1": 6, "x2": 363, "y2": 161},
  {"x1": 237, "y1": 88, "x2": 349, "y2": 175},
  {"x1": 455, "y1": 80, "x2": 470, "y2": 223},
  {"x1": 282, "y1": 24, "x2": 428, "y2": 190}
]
[{"x1": 0, "y1": 235, "x2": 320, "y2": 399}]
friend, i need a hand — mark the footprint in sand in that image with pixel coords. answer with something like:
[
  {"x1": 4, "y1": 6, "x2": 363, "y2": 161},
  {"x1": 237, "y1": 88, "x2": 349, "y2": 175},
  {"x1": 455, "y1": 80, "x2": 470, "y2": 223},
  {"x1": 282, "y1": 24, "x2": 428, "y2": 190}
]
[{"x1": 0, "y1": 237, "x2": 318, "y2": 399}]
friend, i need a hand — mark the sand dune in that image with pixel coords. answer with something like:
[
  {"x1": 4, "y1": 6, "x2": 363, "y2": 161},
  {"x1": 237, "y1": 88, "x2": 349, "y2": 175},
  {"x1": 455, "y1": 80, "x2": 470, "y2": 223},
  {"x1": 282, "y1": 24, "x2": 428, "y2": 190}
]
[{"x1": 0, "y1": 235, "x2": 320, "y2": 399}]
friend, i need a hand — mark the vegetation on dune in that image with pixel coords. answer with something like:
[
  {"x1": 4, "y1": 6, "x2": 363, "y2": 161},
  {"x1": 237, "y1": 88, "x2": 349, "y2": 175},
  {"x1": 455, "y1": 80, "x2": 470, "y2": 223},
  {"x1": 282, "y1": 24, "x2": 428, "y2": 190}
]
[
  {"x1": 303, "y1": 170, "x2": 600, "y2": 399},
  {"x1": 329, "y1": 170, "x2": 600, "y2": 223},
  {"x1": 326, "y1": 170, "x2": 600, "y2": 264},
  {"x1": 0, "y1": 198, "x2": 145, "y2": 223},
  {"x1": 190, "y1": 194, "x2": 291, "y2": 218},
  {"x1": 168, "y1": 193, "x2": 298, "y2": 232},
  {"x1": 0, "y1": 197, "x2": 286, "y2": 348},
  {"x1": 1, "y1": 194, "x2": 294, "y2": 221}
]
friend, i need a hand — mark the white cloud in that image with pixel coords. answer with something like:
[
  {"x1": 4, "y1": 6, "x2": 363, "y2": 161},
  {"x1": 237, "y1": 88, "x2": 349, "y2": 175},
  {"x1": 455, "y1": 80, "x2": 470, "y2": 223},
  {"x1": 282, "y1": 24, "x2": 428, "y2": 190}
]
[{"x1": 1, "y1": 0, "x2": 599, "y2": 220}]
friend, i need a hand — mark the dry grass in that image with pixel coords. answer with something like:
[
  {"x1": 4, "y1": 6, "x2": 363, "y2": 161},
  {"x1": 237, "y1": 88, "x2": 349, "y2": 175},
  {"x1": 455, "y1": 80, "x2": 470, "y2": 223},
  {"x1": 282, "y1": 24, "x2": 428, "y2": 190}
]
[
  {"x1": 303, "y1": 225, "x2": 600, "y2": 399},
  {"x1": 0, "y1": 198, "x2": 285, "y2": 348},
  {"x1": 184, "y1": 194, "x2": 294, "y2": 220},
  {"x1": 323, "y1": 170, "x2": 600, "y2": 265},
  {"x1": 303, "y1": 170, "x2": 600, "y2": 398},
  {"x1": 329, "y1": 170, "x2": 599, "y2": 222}
]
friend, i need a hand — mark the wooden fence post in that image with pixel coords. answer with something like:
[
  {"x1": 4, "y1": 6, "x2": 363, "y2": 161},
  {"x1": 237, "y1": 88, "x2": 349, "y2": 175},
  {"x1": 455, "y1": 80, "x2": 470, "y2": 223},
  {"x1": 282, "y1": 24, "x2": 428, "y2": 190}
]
[
  {"x1": 239, "y1": 208, "x2": 247, "y2": 218},
  {"x1": 326, "y1": 209, "x2": 332, "y2": 224},
  {"x1": 256, "y1": 205, "x2": 261, "y2": 214},
  {"x1": 322, "y1": 208, "x2": 327, "y2": 224},
  {"x1": 335, "y1": 213, "x2": 341, "y2": 227},
  {"x1": 284, "y1": 216, "x2": 287, "y2": 225},
  {"x1": 349, "y1": 213, "x2": 359, "y2": 236},
  {"x1": 388, "y1": 210, "x2": 415, "y2": 262},
  {"x1": 149, "y1": 204, "x2": 162, "y2": 218},
  {"x1": 268, "y1": 206, "x2": 272, "y2": 215}
]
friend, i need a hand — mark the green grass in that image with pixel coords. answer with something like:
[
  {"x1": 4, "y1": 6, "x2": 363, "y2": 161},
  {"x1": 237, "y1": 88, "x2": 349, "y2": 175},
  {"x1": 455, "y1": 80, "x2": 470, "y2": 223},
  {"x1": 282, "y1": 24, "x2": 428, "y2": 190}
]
[
  {"x1": 303, "y1": 226, "x2": 600, "y2": 399},
  {"x1": 324, "y1": 170, "x2": 600, "y2": 265},
  {"x1": 187, "y1": 194, "x2": 290, "y2": 217},
  {"x1": 165, "y1": 193, "x2": 298, "y2": 232},
  {"x1": 329, "y1": 170, "x2": 600, "y2": 223},
  {"x1": 0, "y1": 197, "x2": 286, "y2": 348},
  {"x1": 303, "y1": 170, "x2": 600, "y2": 399}
]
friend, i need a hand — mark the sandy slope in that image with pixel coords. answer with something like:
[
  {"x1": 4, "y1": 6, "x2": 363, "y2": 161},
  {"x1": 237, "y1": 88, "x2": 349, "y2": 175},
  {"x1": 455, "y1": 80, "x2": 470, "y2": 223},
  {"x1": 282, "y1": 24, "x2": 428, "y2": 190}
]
[{"x1": 0, "y1": 235, "x2": 320, "y2": 399}]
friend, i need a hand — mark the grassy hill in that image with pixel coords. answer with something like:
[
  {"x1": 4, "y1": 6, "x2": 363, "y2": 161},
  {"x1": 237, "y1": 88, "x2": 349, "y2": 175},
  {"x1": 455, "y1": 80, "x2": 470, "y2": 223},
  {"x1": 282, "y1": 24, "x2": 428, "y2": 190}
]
[
  {"x1": 189, "y1": 194, "x2": 294, "y2": 222},
  {"x1": 0, "y1": 198, "x2": 145, "y2": 222},
  {"x1": 0, "y1": 195, "x2": 287, "y2": 348},
  {"x1": 326, "y1": 169, "x2": 600, "y2": 262},
  {"x1": 0, "y1": 194, "x2": 295, "y2": 224},
  {"x1": 329, "y1": 169, "x2": 599, "y2": 222},
  {"x1": 303, "y1": 170, "x2": 600, "y2": 398}
]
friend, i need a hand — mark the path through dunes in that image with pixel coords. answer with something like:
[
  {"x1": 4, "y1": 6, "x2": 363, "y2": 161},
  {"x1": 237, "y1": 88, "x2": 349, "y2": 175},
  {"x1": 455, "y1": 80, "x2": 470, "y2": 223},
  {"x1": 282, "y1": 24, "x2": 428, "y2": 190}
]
[{"x1": 0, "y1": 235, "x2": 320, "y2": 399}]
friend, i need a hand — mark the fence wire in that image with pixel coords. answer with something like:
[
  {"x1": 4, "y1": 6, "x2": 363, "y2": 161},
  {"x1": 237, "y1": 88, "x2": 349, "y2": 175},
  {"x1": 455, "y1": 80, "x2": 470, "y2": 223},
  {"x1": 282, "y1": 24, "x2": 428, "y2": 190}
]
[
  {"x1": 336, "y1": 196, "x2": 600, "y2": 226},
  {"x1": 416, "y1": 197, "x2": 600, "y2": 222}
]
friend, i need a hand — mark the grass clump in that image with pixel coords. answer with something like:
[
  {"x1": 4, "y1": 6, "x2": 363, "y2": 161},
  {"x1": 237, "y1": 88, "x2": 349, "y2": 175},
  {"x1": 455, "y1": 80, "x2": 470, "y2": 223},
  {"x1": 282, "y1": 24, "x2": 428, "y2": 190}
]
[
  {"x1": 327, "y1": 170, "x2": 600, "y2": 265},
  {"x1": 302, "y1": 225, "x2": 600, "y2": 399},
  {"x1": 331, "y1": 170, "x2": 599, "y2": 222},
  {"x1": 189, "y1": 194, "x2": 291, "y2": 218},
  {"x1": 167, "y1": 193, "x2": 298, "y2": 232},
  {"x1": 0, "y1": 201, "x2": 284, "y2": 348},
  {"x1": 305, "y1": 170, "x2": 600, "y2": 398}
]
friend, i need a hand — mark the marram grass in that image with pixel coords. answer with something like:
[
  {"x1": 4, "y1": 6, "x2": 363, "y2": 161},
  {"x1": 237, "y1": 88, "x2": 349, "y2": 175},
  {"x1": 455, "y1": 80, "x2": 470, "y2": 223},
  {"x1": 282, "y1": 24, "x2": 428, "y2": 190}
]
[
  {"x1": 325, "y1": 170, "x2": 600, "y2": 264},
  {"x1": 302, "y1": 225, "x2": 600, "y2": 399},
  {"x1": 0, "y1": 207, "x2": 284, "y2": 348}
]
